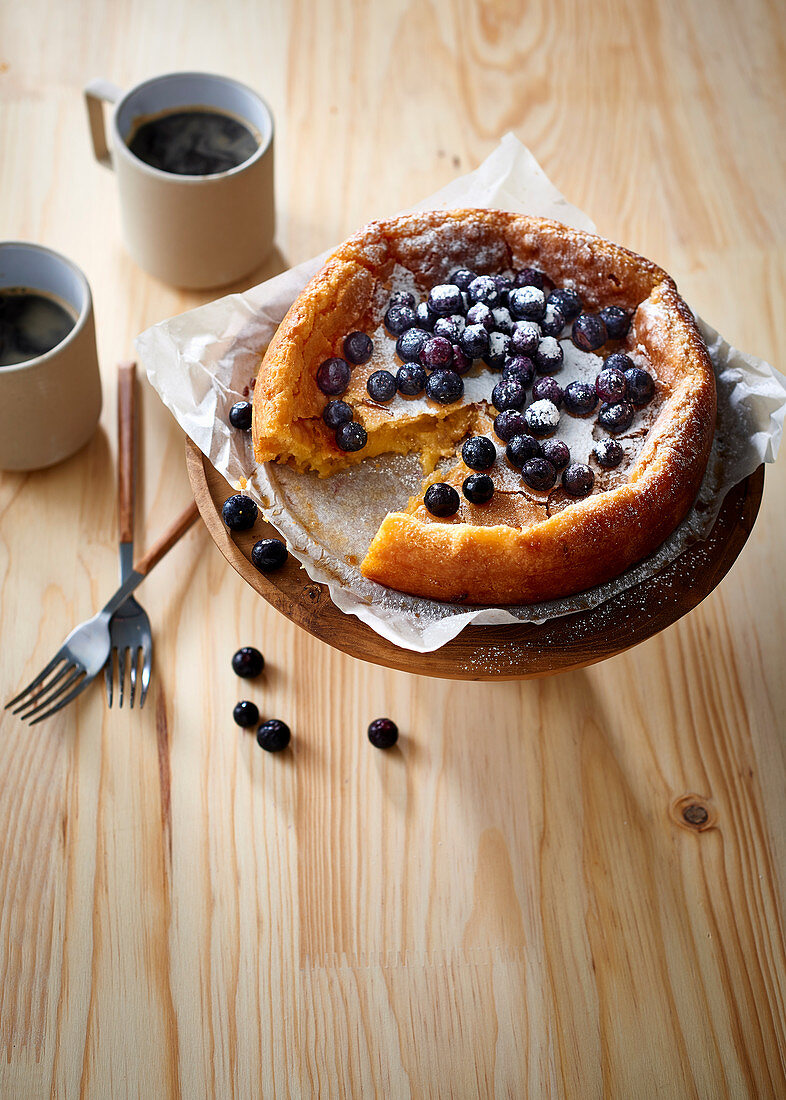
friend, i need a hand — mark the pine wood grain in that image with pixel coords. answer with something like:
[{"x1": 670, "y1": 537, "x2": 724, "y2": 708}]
[{"x1": 1, "y1": 0, "x2": 785, "y2": 1096}]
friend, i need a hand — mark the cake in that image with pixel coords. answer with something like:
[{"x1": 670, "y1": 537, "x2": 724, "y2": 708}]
[{"x1": 252, "y1": 209, "x2": 716, "y2": 605}]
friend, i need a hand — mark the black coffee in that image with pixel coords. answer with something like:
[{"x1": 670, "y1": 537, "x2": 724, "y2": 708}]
[
  {"x1": 127, "y1": 108, "x2": 259, "y2": 176},
  {"x1": 0, "y1": 288, "x2": 77, "y2": 367}
]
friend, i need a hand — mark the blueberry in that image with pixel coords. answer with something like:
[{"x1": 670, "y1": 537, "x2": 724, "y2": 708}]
[
  {"x1": 366, "y1": 370, "x2": 397, "y2": 402},
  {"x1": 343, "y1": 331, "x2": 373, "y2": 365},
  {"x1": 534, "y1": 336, "x2": 563, "y2": 374},
  {"x1": 335, "y1": 421, "x2": 368, "y2": 451},
  {"x1": 624, "y1": 367, "x2": 655, "y2": 406},
  {"x1": 540, "y1": 302, "x2": 565, "y2": 338},
  {"x1": 541, "y1": 439, "x2": 570, "y2": 471},
  {"x1": 367, "y1": 717, "x2": 399, "y2": 748},
  {"x1": 424, "y1": 483, "x2": 460, "y2": 517},
  {"x1": 396, "y1": 364, "x2": 427, "y2": 396},
  {"x1": 597, "y1": 400, "x2": 635, "y2": 433},
  {"x1": 419, "y1": 336, "x2": 454, "y2": 370},
  {"x1": 571, "y1": 313, "x2": 608, "y2": 352},
  {"x1": 604, "y1": 351, "x2": 635, "y2": 373},
  {"x1": 462, "y1": 435, "x2": 496, "y2": 470},
  {"x1": 525, "y1": 399, "x2": 560, "y2": 438},
  {"x1": 449, "y1": 268, "x2": 477, "y2": 291},
  {"x1": 510, "y1": 321, "x2": 541, "y2": 357},
  {"x1": 466, "y1": 302, "x2": 495, "y2": 331},
  {"x1": 491, "y1": 376, "x2": 527, "y2": 411},
  {"x1": 599, "y1": 305, "x2": 631, "y2": 340},
  {"x1": 317, "y1": 357, "x2": 351, "y2": 396},
  {"x1": 521, "y1": 457, "x2": 557, "y2": 491},
  {"x1": 232, "y1": 646, "x2": 264, "y2": 678},
  {"x1": 322, "y1": 399, "x2": 353, "y2": 429},
  {"x1": 562, "y1": 463, "x2": 595, "y2": 497},
  {"x1": 462, "y1": 473, "x2": 495, "y2": 504},
  {"x1": 396, "y1": 327, "x2": 430, "y2": 362},
  {"x1": 563, "y1": 381, "x2": 598, "y2": 416},
  {"x1": 532, "y1": 376, "x2": 563, "y2": 406},
  {"x1": 514, "y1": 267, "x2": 545, "y2": 289},
  {"x1": 493, "y1": 274, "x2": 512, "y2": 303},
  {"x1": 459, "y1": 323, "x2": 490, "y2": 359},
  {"x1": 595, "y1": 367, "x2": 627, "y2": 403},
  {"x1": 426, "y1": 369, "x2": 463, "y2": 404},
  {"x1": 451, "y1": 346, "x2": 471, "y2": 375},
  {"x1": 467, "y1": 275, "x2": 499, "y2": 307},
  {"x1": 548, "y1": 287, "x2": 582, "y2": 321},
  {"x1": 483, "y1": 331, "x2": 511, "y2": 370},
  {"x1": 251, "y1": 538, "x2": 288, "y2": 572},
  {"x1": 493, "y1": 409, "x2": 528, "y2": 442},
  {"x1": 384, "y1": 305, "x2": 417, "y2": 335},
  {"x1": 509, "y1": 286, "x2": 546, "y2": 321},
  {"x1": 389, "y1": 290, "x2": 416, "y2": 308},
  {"x1": 428, "y1": 284, "x2": 463, "y2": 316},
  {"x1": 229, "y1": 400, "x2": 252, "y2": 430},
  {"x1": 433, "y1": 314, "x2": 465, "y2": 342},
  {"x1": 491, "y1": 306, "x2": 514, "y2": 334},
  {"x1": 257, "y1": 719, "x2": 291, "y2": 752},
  {"x1": 234, "y1": 700, "x2": 260, "y2": 728},
  {"x1": 506, "y1": 434, "x2": 543, "y2": 468},
  {"x1": 594, "y1": 438, "x2": 624, "y2": 468},
  {"x1": 502, "y1": 355, "x2": 535, "y2": 387},
  {"x1": 415, "y1": 302, "x2": 436, "y2": 330},
  {"x1": 222, "y1": 494, "x2": 258, "y2": 531}
]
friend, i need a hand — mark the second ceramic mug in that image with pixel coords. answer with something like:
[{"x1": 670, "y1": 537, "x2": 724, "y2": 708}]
[{"x1": 85, "y1": 72, "x2": 275, "y2": 289}]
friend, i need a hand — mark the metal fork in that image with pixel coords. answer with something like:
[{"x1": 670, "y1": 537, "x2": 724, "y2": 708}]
[
  {"x1": 105, "y1": 361, "x2": 152, "y2": 708},
  {"x1": 5, "y1": 501, "x2": 200, "y2": 724}
]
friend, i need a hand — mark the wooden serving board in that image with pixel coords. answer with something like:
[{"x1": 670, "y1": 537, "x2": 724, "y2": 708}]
[{"x1": 186, "y1": 438, "x2": 764, "y2": 680}]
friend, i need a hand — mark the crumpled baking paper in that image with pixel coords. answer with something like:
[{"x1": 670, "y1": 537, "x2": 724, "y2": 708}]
[{"x1": 136, "y1": 134, "x2": 786, "y2": 652}]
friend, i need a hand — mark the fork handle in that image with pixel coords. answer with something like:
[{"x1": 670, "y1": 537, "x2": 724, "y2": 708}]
[
  {"x1": 118, "y1": 360, "x2": 136, "y2": 543},
  {"x1": 133, "y1": 500, "x2": 200, "y2": 576}
]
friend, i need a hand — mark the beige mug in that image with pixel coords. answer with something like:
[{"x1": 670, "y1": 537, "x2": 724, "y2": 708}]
[
  {"x1": 0, "y1": 242, "x2": 102, "y2": 471},
  {"x1": 85, "y1": 71, "x2": 275, "y2": 289}
]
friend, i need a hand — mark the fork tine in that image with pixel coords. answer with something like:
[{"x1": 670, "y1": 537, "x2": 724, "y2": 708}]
[
  {"x1": 129, "y1": 648, "x2": 139, "y2": 709},
  {"x1": 105, "y1": 650, "x2": 115, "y2": 708},
  {"x1": 5, "y1": 654, "x2": 66, "y2": 710},
  {"x1": 13, "y1": 660, "x2": 72, "y2": 717},
  {"x1": 18, "y1": 666, "x2": 83, "y2": 722},
  {"x1": 29, "y1": 674, "x2": 92, "y2": 726},
  {"x1": 118, "y1": 648, "x2": 128, "y2": 708},
  {"x1": 139, "y1": 646, "x2": 152, "y2": 710}
]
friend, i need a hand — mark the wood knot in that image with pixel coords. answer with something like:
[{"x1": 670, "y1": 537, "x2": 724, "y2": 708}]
[
  {"x1": 300, "y1": 583, "x2": 322, "y2": 606},
  {"x1": 670, "y1": 793, "x2": 716, "y2": 832}
]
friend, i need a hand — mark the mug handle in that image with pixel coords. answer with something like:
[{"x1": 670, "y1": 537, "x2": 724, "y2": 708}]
[{"x1": 84, "y1": 78, "x2": 123, "y2": 169}]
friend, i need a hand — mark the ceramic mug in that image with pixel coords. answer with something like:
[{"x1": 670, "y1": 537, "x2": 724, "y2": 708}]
[
  {"x1": 85, "y1": 71, "x2": 275, "y2": 289},
  {"x1": 0, "y1": 242, "x2": 102, "y2": 471}
]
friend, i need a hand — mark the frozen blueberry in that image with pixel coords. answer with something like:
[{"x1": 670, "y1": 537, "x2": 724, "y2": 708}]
[
  {"x1": 514, "y1": 267, "x2": 545, "y2": 289},
  {"x1": 493, "y1": 409, "x2": 528, "y2": 442},
  {"x1": 396, "y1": 364, "x2": 426, "y2": 396},
  {"x1": 593, "y1": 438, "x2": 624, "y2": 468},
  {"x1": 540, "y1": 302, "x2": 565, "y2": 338},
  {"x1": 415, "y1": 302, "x2": 436, "y2": 330},
  {"x1": 322, "y1": 399, "x2": 353, "y2": 429},
  {"x1": 595, "y1": 366, "x2": 627, "y2": 402},
  {"x1": 466, "y1": 302, "x2": 495, "y2": 331},
  {"x1": 424, "y1": 483, "x2": 460, "y2": 517},
  {"x1": 509, "y1": 285, "x2": 546, "y2": 322},
  {"x1": 502, "y1": 355, "x2": 535, "y2": 387},
  {"x1": 521, "y1": 457, "x2": 557, "y2": 491},
  {"x1": 563, "y1": 381, "x2": 598, "y2": 416},
  {"x1": 251, "y1": 538, "x2": 288, "y2": 572},
  {"x1": 491, "y1": 376, "x2": 527, "y2": 411},
  {"x1": 562, "y1": 463, "x2": 595, "y2": 497},
  {"x1": 366, "y1": 370, "x2": 397, "y2": 402},
  {"x1": 506, "y1": 434, "x2": 543, "y2": 468},
  {"x1": 597, "y1": 400, "x2": 635, "y2": 433},
  {"x1": 599, "y1": 305, "x2": 631, "y2": 340},
  {"x1": 335, "y1": 421, "x2": 367, "y2": 451},
  {"x1": 234, "y1": 700, "x2": 260, "y2": 728},
  {"x1": 525, "y1": 399, "x2": 560, "y2": 438},
  {"x1": 426, "y1": 369, "x2": 463, "y2": 404},
  {"x1": 428, "y1": 283, "x2": 463, "y2": 316},
  {"x1": 462, "y1": 435, "x2": 496, "y2": 470},
  {"x1": 572, "y1": 313, "x2": 608, "y2": 352},
  {"x1": 467, "y1": 275, "x2": 500, "y2": 307},
  {"x1": 222, "y1": 494, "x2": 258, "y2": 532},
  {"x1": 229, "y1": 400, "x2": 252, "y2": 430},
  {"x1": 232, "y1": 646, "x2": 264, "y2": 678},
  {"x1": 548, "y1": 287, "x2": 582, "y2": 321},
  {"x1": 604, "y1": 351, "x2": 635, "y2": 373},
  {"x1": 389, "y1": 290, "x2": 416, "y2": 309},
  {"x1": 491, "y1": 306, "x2": 514, "y2": 334},
  {"x1": 343, "y1": 331, "x2": 373, "y2": 365},
  {"x1": 257, "y1": 719, "x2": 291, "y2": 752},
  {"x1": 317, "y1": 357, "x2": 351, "y2": 395},
  {"x1": 463, "y1": 473, "x2": 495, "y2": 504},
  {"x1": 483, "y1": 331, "x2": 511, "y2": 370},
  {"x1": 367, "y1": 717, "x2": 399, "y2": 748},
  {"x1": 459, "y1": 323, "x2": 490, "y2": 359},
  {"x1": 384, "y1": 304, "x2": 417, "y2": 335},
  {"x1": 541, "y1": 439, "x2": 570, "y2": 471},
  {"x1": 433, "y1": 314, "x2": 465, "y2": 342},
  {"x1": 510, "y1": 321, "x2": 541, "y2": 357},
  {"x1": 532, "y1": 376, "x2": 563, "y2": 406},
  {"x1": 419, "y1": 336, "x2": 454, "y2": 370},
  {"x1": 396, "y1": 327, "x2": 430, "y2": 362},
  {"x1": 450, "y1": 268, "x2": 477, "y2": 291},
  {"x1": 625, "y1": 367, "x2": 655, "y2": 406},
  {"x1": 451, "y1": 346, "x2": 472, "y2": 374},
  {"x1": 534, "y1": 336, "x2": 563, "y2": 374}
]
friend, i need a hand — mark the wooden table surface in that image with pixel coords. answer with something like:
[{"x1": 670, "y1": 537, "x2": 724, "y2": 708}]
[{"x1": 2, "y1": 1, "x2": 785, "y2": 1096}]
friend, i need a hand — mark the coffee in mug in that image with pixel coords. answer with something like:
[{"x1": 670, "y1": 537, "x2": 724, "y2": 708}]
[
  {"x1": 0, "y1": 288, "x2": 77, "y2": 367},
  {"x1": 126, "y1": 107, "x2": 259, "y2": 176}
]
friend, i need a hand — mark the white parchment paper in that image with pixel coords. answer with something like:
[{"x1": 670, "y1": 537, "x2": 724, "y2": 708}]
[{"x1": 136, "y1": 134, "x2": 786, "y2": 652}]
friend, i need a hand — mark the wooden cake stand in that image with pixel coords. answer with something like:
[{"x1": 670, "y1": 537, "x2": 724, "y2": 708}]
[{"x1": 186, "y1": 439, "x2": 764, "y2": 681}]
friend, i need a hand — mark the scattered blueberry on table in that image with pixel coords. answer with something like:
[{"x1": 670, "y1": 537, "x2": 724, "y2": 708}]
[
  {"x1": 229, "y1": 400, "x2": 252, "y2": 430},
  {"x1": 232, "y1": 646, "x2": 265, "y2": 678},
  {"x1": 367, "y1": 718, "x2": 399, "y2": 749},
  {"x1": 233, "y1": 700, "x2": 260, "y2": 728},
  {"x1": 222, "y1": 494, "x2": 258, "y2": 531},
  {"x1": 257, "y1": 719, "x2": 291, "y2": 752},
  {"x1": 251, "y1": 538, "x2": 288, "y2": 573}
]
